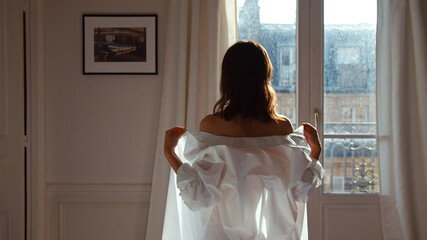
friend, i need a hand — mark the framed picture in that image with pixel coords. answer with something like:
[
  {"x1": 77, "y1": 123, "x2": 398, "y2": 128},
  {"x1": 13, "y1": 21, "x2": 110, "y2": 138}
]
[{"x1": 83, "y1": 14, "x2": 157, "y2": 74}]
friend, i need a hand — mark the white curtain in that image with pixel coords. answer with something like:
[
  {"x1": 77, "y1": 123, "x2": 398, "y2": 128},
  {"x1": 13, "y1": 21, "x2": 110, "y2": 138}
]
[
  {"x1": 377, "y1": 1, "x2": 427, "y2": 240},
  {"x1": 145, "y1": 1, "x2": 236, "y2": 239}
]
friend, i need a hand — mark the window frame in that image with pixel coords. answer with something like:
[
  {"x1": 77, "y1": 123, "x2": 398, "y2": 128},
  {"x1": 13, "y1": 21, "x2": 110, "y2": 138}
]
[{"x1": 296, "y1": 1, "x2": 380, "y2": 239}]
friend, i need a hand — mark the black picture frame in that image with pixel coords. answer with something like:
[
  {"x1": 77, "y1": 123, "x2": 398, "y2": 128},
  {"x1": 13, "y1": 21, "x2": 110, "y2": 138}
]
[{"x1": 83, "y1": 14, "x2": 157, "y2": 75}]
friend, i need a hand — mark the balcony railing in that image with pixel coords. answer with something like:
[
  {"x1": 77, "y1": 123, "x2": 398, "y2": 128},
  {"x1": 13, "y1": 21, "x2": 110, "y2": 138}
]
[{"x1": 323, "y1": 128, "x2": 378, "y2": 194}]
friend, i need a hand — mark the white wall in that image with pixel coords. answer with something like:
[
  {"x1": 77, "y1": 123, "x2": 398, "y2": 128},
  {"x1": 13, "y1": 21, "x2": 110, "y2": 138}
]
[{"x1": 44, "y1": 0, "x2": 168, "y2": 238}]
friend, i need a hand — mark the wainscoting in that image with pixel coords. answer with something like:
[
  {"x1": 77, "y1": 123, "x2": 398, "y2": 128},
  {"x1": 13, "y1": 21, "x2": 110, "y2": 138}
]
[
  {"x1": 48, "y1": 184, "x2": 151, "y2": 240},
  {"x1": 323, "y1": 203, "x2": 382, "y2": 240}
]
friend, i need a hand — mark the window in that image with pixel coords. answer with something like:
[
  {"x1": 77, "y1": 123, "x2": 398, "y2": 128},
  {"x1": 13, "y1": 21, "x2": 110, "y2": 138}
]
[
  {"x1": 324, "y1": 0, "x2": 378, "y2": 194},
  {"x1": 237, "y1": 0, "x2": 380, "y2": 238},
  {"x1": 279, "y1": 46, "x2": 296, "y2": 87},
  {"x1": 341, "y1": 105, "x2": 369, "y2": 123},
  {"x1": 238, "y1": 0, "x2": 378, "y2": 194},
  {"x1": 337, "y1": 47, "x2": 360, "y2": 64},
  {"x1": 341, "y1": 106, "x2": 355, "y2": 122}
]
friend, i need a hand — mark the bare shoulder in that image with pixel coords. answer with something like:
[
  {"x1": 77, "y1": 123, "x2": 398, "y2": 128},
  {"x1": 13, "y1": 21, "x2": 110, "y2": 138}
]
[
  {"x1": 276, "y1": 115, "x2": 294, "y2": 135},
  {"x1": 199, "y1": 114, "x2": 222, "y2": 132},
  {"x1": 200, "y1": 114, "x2": 294, "y2": 137}
]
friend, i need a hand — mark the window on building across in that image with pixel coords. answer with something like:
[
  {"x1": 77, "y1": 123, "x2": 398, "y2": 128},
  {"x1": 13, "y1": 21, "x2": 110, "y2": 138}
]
[
  {"x1": 337, "y1": 47, "x2": 360, "y2": 64},
  {"x1": 279, "y1": 46, "x2": 296, "y2": 88}
]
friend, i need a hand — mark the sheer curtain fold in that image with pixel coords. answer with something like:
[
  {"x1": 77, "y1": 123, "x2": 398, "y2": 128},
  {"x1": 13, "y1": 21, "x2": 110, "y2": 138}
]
[
  {"x1": 377, "y1": 1, "x2": 427, "y2": 240},
  {"x1": 145, "y1": 1, "x2": 236, "y2": 239}
]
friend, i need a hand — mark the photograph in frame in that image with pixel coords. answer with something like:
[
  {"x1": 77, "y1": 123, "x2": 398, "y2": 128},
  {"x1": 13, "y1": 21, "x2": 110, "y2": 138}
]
[{"x1": 83, "y1": 15, "x2": 157, "y2": 74}]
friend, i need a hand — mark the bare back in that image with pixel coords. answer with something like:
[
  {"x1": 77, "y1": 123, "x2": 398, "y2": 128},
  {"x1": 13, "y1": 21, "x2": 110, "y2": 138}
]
[{"x1": 199, "y1": 114, "x2": 294, "y2": 137}]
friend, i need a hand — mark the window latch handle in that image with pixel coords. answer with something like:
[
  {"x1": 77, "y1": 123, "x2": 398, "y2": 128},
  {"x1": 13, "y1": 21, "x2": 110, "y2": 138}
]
[{"x1": 314, "y1": 108, "x2": 319, "y2": 129}]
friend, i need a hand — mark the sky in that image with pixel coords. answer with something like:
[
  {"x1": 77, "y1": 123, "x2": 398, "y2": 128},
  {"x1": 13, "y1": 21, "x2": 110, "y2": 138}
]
[{"x1": 237, "y1": 0, "x2": 377, "y2": 25}]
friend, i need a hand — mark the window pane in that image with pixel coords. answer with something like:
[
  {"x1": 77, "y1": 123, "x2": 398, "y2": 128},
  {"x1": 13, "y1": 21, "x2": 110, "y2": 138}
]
[
  {"x1": 324, "y1": 0, "x2": 377, "y2": 135},
  {"x1": 237, "y1": 0, "x2": 297, "y2": 124},
  {"x1": 323, "y1": 138, "x2": 379, "y2": 193},
  {"x1": 323, "y1": 0, "x2": 378, "y2": 193}
]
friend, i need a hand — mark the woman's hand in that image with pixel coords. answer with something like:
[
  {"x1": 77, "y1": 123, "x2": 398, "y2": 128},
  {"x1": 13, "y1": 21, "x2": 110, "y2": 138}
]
[
  {"x1": 164, "y1": 127, "x2": 187, "y2": 153},
  {"x1": 164, "y1": 127, "x2": 187, "y2": 173},
  {"x1": 301, "y1": 123, "x2": 321, "y2": 160}
]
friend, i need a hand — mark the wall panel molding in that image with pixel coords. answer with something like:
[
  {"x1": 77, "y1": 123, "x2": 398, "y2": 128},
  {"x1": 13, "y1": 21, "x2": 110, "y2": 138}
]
[
  {"x1": 0, "y1": 156, "x2": 9, "y2": 191},
  {"x1": 0, "y1": 0, "x2": 8, "y2": 138},
  {"x1": 323, "y1": 203, "x2": 382, "y2": 240},
  {"x1": 47, "y1": 183, "x2": 152, "y2": 192},
  {"x1": 0, "y1": 211, "x2": 10, "y2": 240},
  {"x1": 59, "y1": 202, "x2": 149, "y2": 240},
  {"x1": 47, "y1": 183, "x2": 151, "y2": 240}
]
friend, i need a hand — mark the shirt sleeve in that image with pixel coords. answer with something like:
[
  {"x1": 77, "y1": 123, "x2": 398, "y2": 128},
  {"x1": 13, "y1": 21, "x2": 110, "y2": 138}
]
[
  {"x1": 292, "y1": 158, "x2": 325, "y2": 203},
  {"x1": 176, "y1": 154, "x2": 225, "y2": 211}
]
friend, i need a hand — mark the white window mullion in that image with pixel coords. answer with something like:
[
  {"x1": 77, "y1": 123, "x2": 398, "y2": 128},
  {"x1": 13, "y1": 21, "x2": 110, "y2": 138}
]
[
  {"x1": 298, "y1": 0, "x2": 324, "y2": 240},
  {"x1": 296, "y1": 0, "x2": 311, "y2": 125}
]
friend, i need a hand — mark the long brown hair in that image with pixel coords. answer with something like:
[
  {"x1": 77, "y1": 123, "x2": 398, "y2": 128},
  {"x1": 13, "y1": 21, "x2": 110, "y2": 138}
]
[{"x1": 214, "y1": 40, "x2": 281, "y2": 121}]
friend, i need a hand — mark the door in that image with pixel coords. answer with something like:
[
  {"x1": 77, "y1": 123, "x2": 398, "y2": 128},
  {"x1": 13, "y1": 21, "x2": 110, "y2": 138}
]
[
  {"x1": 237, "y1": 0, "x2": 382, "y2": 239},
  {"x1": 306, "y1": 0, "x2": 382, "y2": 239},
  {"x1": 0, "y1": 0, "x2": 25, "y2": 239}
]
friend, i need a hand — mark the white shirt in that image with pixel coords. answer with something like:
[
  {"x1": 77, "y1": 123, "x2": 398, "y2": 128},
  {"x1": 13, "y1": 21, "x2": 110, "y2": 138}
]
[{"x1": 166, "y1": 126, "x2": 324, "y2": 240}]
